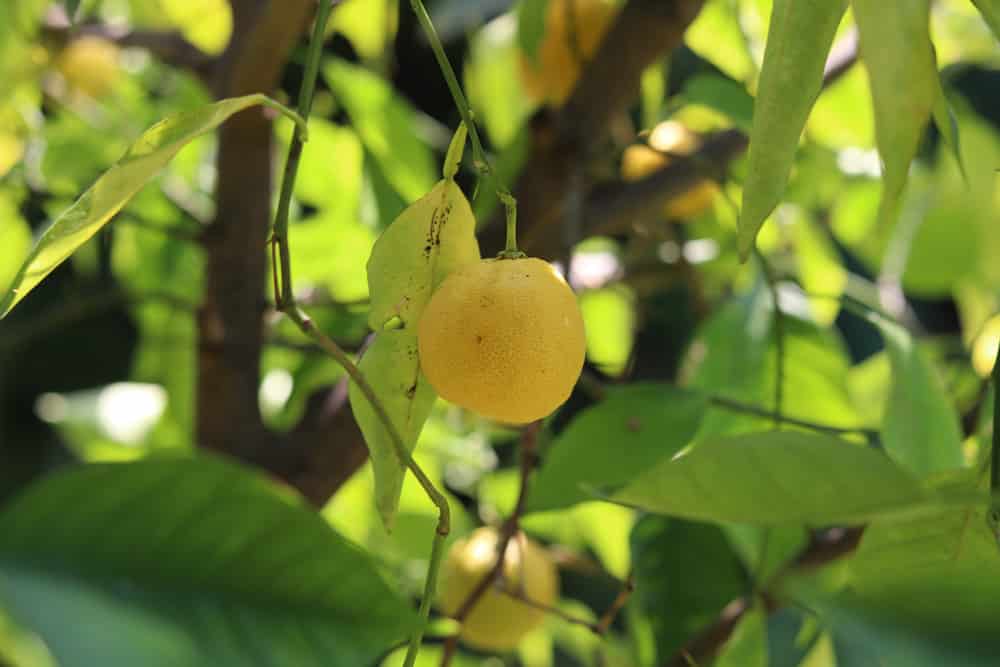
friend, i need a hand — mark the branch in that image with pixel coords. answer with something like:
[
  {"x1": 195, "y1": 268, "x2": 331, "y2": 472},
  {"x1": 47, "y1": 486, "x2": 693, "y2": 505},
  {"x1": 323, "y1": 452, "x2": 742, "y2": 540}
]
[
  {"x1": 499, "y1": 11, "x2": 861, "y2": 259},
  {"x1": 43, "y1": 7, "x2": 215, "y2": 79},
  {"x1": 197, "y1": 0, "x2": 313, "y2": 466},
  {"x1": 482, "y1": 0, "x2": 706, "y2": 256}
]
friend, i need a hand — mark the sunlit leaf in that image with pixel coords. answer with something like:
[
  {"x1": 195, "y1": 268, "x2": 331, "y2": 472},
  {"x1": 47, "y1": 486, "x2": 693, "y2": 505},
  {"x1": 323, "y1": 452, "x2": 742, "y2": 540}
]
[
  {"x1": 971, "y1": 0, "x2": 1000, "y2": 41},
  {"x1": 614, "y1": 431, "x2": 939, "y2": 525},
  {"x1": 0, "y1": 94, "x2": 285, "y2": 319},
  {"x1": 349, "y1": 330, "x2": 437, "y2": 529},
  {"x1": 738, "y1": 0, "x2": 847, "y2": 259},
  {"x1": 330, "y1": 0, "x2": 397, "y2": 60},
  {"x1": 684, "y1": 1, "x2": 756, "y2": 82},
  {"x1": 579, "y1": 284, "x2": 636, "y2": 376},
  {"x1": 324, "y1": 59, "x2": 436, "y2": 203},
  {"x1": 868, "y1": 315, "x2": 964, "y2": 477},
  {"x1": 528, "y1": 384, "x2": 705, "y2": 513},
  {"x1": 0, "y1": 457, "x2": 417, "y2": 666},
  {"x1": 852, "y1": 0, "x2": 939, "y2": 228},
  {"x1": 160, "y1": 0, "x2": 232, "y2": 55},
  {"x1": 466, "y1": 14, "x2": 533, "y2": 148}
]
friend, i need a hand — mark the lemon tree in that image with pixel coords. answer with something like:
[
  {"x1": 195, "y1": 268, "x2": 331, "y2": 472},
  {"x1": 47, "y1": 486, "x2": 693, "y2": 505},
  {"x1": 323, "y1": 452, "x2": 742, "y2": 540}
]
[{"x1": 2, "y1": 1, "x2": 1000, "y2": 666}]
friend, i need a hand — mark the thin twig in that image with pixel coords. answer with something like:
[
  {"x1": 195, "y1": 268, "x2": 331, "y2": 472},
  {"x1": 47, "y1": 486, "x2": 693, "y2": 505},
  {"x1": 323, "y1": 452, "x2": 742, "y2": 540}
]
[
  {"x1": 595, "y1": 572, "x2": 635, "y2": 635},
  {"x1": 496, "y1": 583, "x2": 600, "y2": 632},
  {"x1": 440, "y1": 422, "x2": 541, "y2": 666}
]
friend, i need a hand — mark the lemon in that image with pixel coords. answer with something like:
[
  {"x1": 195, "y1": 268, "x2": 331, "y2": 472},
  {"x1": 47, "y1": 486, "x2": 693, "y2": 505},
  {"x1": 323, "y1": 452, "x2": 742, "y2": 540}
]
[
  {"x1": 417, "y1": 257, "x2": 586, "y2": 424},
  {"x1": 438, "y1": 527, "x2": 559, "y2": 651},
  {"x1": 56, "y1": 36, "x2": 120, "y2": 99},
  {"x1": 519, "y1": 0, "x2": 619, "y2": 106},
  {"x1": 620, "y1": 120, "x2": 718, "y2": 220}
]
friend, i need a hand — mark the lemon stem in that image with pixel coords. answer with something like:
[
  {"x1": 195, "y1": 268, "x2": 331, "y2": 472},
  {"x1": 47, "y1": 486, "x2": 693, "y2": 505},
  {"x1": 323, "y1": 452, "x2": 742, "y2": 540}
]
[{"x1": 408, "y1": 0, "x2": 520, "y2": 255}]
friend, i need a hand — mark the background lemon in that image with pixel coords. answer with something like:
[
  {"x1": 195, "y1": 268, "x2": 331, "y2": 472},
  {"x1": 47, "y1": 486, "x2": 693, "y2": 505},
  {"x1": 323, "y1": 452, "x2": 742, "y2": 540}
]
[
  {"x1": 519, "y1": 0, "x2": 619, "y2": 107},
  {"x1": 56, "y1": 36, "x2": 120, "y2": 99},
  {"x1": 438, "y1": 527, "x2": 559, "y2": 651},
  {"x1": 417, "y1": 257, "x2": 586, "y2": 424},
  {"x1": 620, "y1": 120, "x2": 718, "y2": 220}
]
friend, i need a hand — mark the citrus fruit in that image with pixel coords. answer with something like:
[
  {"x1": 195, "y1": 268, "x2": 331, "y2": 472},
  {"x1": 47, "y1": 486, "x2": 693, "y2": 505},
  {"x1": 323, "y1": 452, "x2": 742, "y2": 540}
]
[
  {"x1": 56, "y1": 36, "x2": 120, "y2": 99},
  {"x1": 438, "y1": 527, "x2": 559, "y2": 651},
  {"x1": 620, "y1": 120, "x2": 718, "y2": 220},
  {"x1": 417, "y1": 257, "x2": 586, "y2": 424},
  {"x1": 519, "y1": 0, "x2": 619, "y2": 106}
]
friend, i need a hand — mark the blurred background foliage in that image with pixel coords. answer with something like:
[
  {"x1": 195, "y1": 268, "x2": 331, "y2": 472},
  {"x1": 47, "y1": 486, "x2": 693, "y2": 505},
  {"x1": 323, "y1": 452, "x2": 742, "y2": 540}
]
[{"x1": 1, "y1": 0, "x2": 1000, "y2": 665}]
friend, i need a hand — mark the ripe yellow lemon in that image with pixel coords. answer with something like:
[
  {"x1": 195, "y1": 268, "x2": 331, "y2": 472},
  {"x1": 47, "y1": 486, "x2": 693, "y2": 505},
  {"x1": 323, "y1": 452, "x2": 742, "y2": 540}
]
[
  {"x1": 56, "y1": 36, "x2": 120, "y2": 99},
  {"x1": 438, "y1": 527, "x2": 559, "y2": 651},
  {"x1": 621, "y1": 120, "x2": 718, "y2": 220},
  {"x1": 417, "y1": 257, "x2": 586, "y2": 424},
  {"x1": 519, "y1": 0, "x2": 619, "y2": 106}
]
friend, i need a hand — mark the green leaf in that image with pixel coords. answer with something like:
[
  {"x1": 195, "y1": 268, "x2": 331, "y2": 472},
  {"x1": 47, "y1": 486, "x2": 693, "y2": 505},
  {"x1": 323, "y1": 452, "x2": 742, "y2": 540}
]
[
  {"x1": 714, "y1": 605, "x2": 768, "y2": 667},
  {"x1": 684, "y1": 0, "x2": 757, "y2": 83},
  {"x1": 971, "y1": 0, "x2": 1000, "y2": 42},
  {"x1": 366, "y1": 178, "x2": 480, "y2": 330},
  {"x1": 613, "y1": 431, "x2": 934, "y2": 525},
  {"x1": 852, "y1": 0, "x2": 939, "y2": 229},
  {"x1": 686, "y1": 292, "x2": 861, "y2": 439},
  {"x1": 465, "y1": 14, "x2": 534, "y2": 148},
  {"x1": 348, "y1": 330, "x2": 437, "y2": 529},
  {"x1": 631, "y1": 516, "x2": 747, "y2": 662},
  {"x1": 795, "y1": 494, "x2": 1000, "y2": 666},
  {"x1": 737, "y1": 0, "x2": 847, "y2": 259},
  {"x1": 324, "y1": 59, "x2": 436, "y2": 203},
  {"x1": 527, "y1": 384, "x2": 705, "y2": 513},
  {"x1": 869, "y1": 315, "x2": 964, "y2": 477},
  {"x1": 0, "y1": 457, "x2": 417, "y2": 666},
  {"x1": 681, "y1": 74, "x2": 754, "y2": 134},
  {"x1": 517, "y1": 0, "x2": 550, "y2": 64},
  {"x1": 0, "y1": 94, "x2": 283, "y2": 319}
]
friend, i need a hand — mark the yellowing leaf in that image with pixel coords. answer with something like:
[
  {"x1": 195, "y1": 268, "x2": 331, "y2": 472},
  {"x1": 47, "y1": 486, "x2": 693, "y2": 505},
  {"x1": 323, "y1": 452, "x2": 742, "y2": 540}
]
[
  {"x1": 366, "y1": 178, "x2": 480, "y2": 330},
  {"x1": 348, "y1": 330, "x2": 436, "y2": 529}
]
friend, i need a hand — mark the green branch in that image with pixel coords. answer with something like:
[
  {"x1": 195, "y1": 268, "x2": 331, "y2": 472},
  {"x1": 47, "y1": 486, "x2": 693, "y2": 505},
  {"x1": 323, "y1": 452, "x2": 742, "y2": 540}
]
[{"x1": 266, "y1": 3, "x2": 452, "y2": 664}]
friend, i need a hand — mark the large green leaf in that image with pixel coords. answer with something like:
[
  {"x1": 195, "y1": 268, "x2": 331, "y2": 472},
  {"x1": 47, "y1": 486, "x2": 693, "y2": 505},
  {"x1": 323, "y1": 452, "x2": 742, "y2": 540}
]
[
  {"x1": 527, "y1": 384, "x2": 705, "y2": 513},
  {"x1": 613, "y1": 431, "x2": 940, "y2": 525},
  {"x1": 738, "y1": 0, "x2": 847, "y2": 259},
  {"x1": 324, "y1": 59, "x2": 436, "y2": 203},
  {"x1": 870, "y1": 316, "x2": 964, "y2": 477},
  {"x1": 0, "y1": 457, "x2": 417, "y2": 666},
  {"x1": 349, "y1": 330, "x2": 437, "y2": 530},
  {"x1": 971, "y1": 0, "x2": 1000, "y2": 41},
  {"x1": 851, "y1": 0, "x2": 939, "y2": 228},
  {"x1": 0, "y1": 94, "x2": 284, "y2": 318}
]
